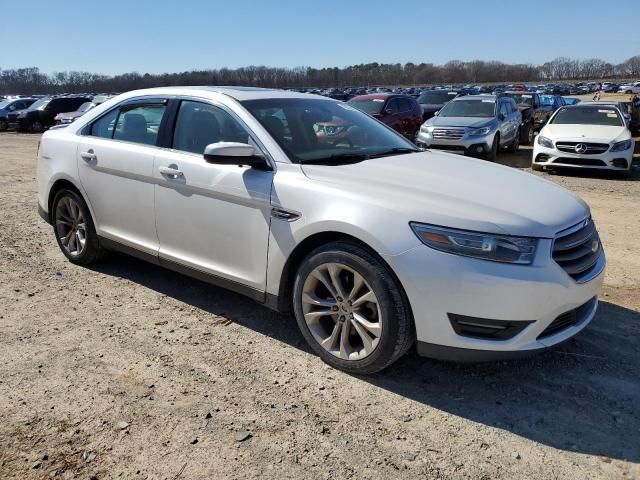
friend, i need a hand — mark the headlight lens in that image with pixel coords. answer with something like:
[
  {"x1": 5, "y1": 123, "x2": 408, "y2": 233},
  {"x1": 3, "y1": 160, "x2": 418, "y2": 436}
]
[
  {"x1": 419, "y1": 125, "x2": 432, "y2": 135},
  {"x1": 610, "y1": 139, "x2": 632, "y2": 152},
  {"x1": 537, "y1": 135, "x2": 554, "y2": 148},
  {"x1": 410, "y1": 223, "x2": 538, "y2": 264},
  {"x1": 467, "y1": 126, "x2": 490, "y2": 136}
]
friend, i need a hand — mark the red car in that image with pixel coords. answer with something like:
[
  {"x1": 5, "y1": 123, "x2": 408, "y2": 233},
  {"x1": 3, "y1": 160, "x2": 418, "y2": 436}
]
[{"x1": 347, "y1": 94, "x2": 423, "y2": 139}]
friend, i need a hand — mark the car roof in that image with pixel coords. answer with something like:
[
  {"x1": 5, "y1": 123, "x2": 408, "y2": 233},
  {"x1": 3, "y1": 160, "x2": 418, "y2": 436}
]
[
  {"x1": 452, "y1": 94, "x2": 496, "y2": 101},
  {"x1": 119, "y1": 86, "x2": 324, "y2": 101}
]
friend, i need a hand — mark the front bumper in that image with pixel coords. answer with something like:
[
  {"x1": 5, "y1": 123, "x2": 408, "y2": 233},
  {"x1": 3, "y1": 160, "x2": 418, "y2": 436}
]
[
  {"x1": 383, "y1": 239, "x2": 605, "y2": 361},
  {"x1": 532, "y1": 141, "x2": 634, "y2": 170},
  {"x1": 415, "y1": 130, "x2": 494, "y2": 157}
]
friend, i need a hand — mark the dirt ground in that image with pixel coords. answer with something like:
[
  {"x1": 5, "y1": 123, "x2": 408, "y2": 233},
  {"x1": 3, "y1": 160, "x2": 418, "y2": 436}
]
[{"x1": 1, "y1": 104, "x2": 639, "y2": 479}]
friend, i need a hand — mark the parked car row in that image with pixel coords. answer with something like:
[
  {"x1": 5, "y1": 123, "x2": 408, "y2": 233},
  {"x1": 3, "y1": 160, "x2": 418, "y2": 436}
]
[{"x1": 0, "y1": 94, "x2": 112, "y2": 133}]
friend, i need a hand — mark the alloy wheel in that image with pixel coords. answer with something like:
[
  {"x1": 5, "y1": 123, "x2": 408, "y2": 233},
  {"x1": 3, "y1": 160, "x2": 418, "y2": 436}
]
[
  {"x1": 301, "y1": 262, "x2": 382, "y2": 360},
  {"x1": 55, "y1": 196, "x2": 87, "y2": 257}
]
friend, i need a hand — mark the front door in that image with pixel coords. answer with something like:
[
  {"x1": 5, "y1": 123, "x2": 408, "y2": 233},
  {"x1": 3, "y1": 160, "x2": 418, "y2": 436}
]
[{"x1": 153, "y1": 99, "x2": 273, "y2": 292}]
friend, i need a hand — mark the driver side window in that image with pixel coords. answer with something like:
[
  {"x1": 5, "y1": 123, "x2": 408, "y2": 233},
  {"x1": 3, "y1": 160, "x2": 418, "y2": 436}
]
[{"x1": 172, "y1": 101, "x2": 251, "y2": 155}]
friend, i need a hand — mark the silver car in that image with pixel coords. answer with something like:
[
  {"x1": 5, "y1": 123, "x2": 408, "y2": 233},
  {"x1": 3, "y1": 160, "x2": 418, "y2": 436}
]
[{"x1": 416, "y1": 95, "x2": 522, "y2": 160}]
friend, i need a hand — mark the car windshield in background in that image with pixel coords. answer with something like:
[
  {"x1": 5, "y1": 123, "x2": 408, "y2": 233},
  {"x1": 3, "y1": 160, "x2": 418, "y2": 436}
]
[
  {"x1": 78, "y1": 102, "x2": 95, "y2": 113},
  {"x1": 242, "y1": 98, "x2": 418, "y2": 164},
  {"x1": 438, "y1": 99, "x2": 495, "y2": 117},
  {"x1": 346, "y1": 98, "x2": 385, "y2": 115},
  {"x1": 551, "y1": 107, "x2": 623, "y2": 126},
  {"x1": 0, "y1": 100, "x2": 10, "y2": 109},
  {"x1": 507, "y1": 94, "x2": 533, "y2": 106},
  {"x1": 28, "y1": 98, "x2": 50, "y2": 110},
  {"x1": 417, "y1": 91, "x2": 457, "y2": 104}
]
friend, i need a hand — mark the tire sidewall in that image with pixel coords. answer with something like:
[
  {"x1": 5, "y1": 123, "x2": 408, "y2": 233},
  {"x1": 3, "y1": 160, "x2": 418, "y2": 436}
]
[{"x1": 292, "y1": 244, "x2": 409, "y2": 373}]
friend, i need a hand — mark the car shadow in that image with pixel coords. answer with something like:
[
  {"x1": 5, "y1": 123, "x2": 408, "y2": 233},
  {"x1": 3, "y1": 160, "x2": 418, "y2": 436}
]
[{"x1": 92, "y1": 253, "x2": 639, "y2": 463}]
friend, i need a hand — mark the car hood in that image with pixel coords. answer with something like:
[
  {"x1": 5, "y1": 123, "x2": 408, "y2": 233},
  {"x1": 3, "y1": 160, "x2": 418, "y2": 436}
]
[
  {"x1": 301, "y1": 152, "x2": 588, "y2": 238},
  {"x1": 542, "y1": 124, "x2": 629, "y2": 143},
  {"x1": 425, "y1": 116, "x2": 494, "y2": 128},
  {"x1": 419, "y1": 103, "x2": 445, "y2": 112}
]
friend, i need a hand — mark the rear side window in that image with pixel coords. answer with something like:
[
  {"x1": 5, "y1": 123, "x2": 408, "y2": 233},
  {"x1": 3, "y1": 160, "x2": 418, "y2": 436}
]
[
  {"x1": 113, "y1": 104, "x2": 166, "y2": 146},
  {"x1": 172, "y1": 101, "x2": 250, "y2": 154},
  {"x1": 386, "y1": 99, "x2": 399, "y2": 114}
]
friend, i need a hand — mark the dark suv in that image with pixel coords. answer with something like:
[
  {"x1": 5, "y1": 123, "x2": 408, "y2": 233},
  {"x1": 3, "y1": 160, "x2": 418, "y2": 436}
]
[
  {"x1": 0, "y1": 98, "x2": 38, "y2": 131},
  {"x1": 416, "y1": 90, "x2": 460, "y2": 120},
  {"x1": 347, "y1": 94, "x2": 423, "y2": 139},
  {"x1": 16, "y1": 96, "x2": 91, "y2": 133},
  {"x1": 502, "y1": 91, "x2": 552, "y2": 145}
]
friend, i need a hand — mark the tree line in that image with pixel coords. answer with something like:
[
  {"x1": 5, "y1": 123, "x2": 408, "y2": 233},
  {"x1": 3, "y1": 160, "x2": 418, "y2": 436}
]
[{"x1": 1, "y1": 55, "x2": 639, "y2": 95}]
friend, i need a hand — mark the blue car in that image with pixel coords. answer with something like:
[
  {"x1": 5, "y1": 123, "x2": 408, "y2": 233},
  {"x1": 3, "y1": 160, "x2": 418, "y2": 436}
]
[{"x1": 0, "y1": 97, "x2": 38, "y2": 131}]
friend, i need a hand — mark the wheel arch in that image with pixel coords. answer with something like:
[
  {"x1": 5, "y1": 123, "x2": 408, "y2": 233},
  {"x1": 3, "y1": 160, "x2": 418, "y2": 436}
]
[
  {"x1": 46, "y1": 177, "x2": 94, "y2": 225},
  {"x1": 273, "y1": 231, "x2": 413, "y2": 325}
]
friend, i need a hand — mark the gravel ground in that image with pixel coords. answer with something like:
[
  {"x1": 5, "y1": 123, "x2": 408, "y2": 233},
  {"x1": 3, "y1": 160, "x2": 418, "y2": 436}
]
[{"x1": 0, "y1": 125, "x2": 639, "y2": 479}]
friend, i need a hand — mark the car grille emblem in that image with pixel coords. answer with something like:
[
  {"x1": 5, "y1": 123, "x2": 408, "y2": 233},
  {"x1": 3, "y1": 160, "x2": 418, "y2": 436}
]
[{"x1": 575, "y1": 143, "x2": 588, "y2": 154}]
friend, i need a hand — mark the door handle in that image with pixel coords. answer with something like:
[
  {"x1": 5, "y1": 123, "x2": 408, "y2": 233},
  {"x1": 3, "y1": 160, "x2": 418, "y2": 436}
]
[
  {"x1": 80, "y1": 149, "x2": 96, "y2": 162},
  {"x1": 159, "y1": 166, "x2": 184, "y2": 178}
]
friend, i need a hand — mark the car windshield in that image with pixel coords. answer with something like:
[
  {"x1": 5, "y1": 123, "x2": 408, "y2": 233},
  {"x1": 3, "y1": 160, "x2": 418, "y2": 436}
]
[
  {"x1": 242, "y1": 98, "x2": 418, "y2": 164},
  {"x1": 28, "y1": 98, "x2": 51, "y2": 110},
  {"x1": 0, "y1": 100, "x2": 10, "y2": 109},
  {"x1": 507, "y1": 94, "x2": 533, "y2": 106},
  {"x1": 438, "y1": 99, "x2": 495, "y2": 117},
  {"x1": 417, "y1": 91, "x2": 457, "y2": 104},
  {"x1": 551, "y1": 107, "x2": 623, "y2": 126},
  {"x1": 346, "y1": 98, "x2": 385, "y2": 115},
  {"x1": 78, "y1": 102, "x2": 95, "y2": 113}
]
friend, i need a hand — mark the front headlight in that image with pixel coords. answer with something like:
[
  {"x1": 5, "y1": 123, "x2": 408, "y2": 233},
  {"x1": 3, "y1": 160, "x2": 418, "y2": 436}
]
[
  {"x1": 537, "y1": 135, "x2": 554, "y2": 148},
  {"x1": 419, "y1": 125, "x2": 432, "y2": 136},
  {"x1": 467, "y1": 126, "x2": 491, "y2": 136},
  {"x1": 610, "y1": 139, "x2": 632, "y2": 152},
  {"x1": 410, "y1": 223, "x2": 538, "y2": 264}
]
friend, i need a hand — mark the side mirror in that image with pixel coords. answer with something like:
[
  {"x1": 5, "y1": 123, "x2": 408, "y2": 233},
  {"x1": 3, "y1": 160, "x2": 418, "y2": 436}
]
[
  {"x1": 433, "y1": 110, "x2": 439, "y2": 116},
  {"x1": 203, "y1": 142, "x2": 271, "y2": 170},
  {"x1": 499, "y1": 113, "x2": 506, "y2": 121},
  {"x1": 383, "y1": 108, "x2": 394, "y2": 116}
]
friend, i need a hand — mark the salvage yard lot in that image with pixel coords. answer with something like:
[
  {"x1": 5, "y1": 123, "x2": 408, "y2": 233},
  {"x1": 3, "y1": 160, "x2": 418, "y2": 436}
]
[{"x1": 0, "y1": 132, "x2": 639, "y2": 479}]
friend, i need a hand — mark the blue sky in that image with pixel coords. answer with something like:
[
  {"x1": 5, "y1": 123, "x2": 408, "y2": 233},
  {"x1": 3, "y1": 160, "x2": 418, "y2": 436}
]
[{"x1": 3, "y1": 0, "x2": 638, "y2": 74}]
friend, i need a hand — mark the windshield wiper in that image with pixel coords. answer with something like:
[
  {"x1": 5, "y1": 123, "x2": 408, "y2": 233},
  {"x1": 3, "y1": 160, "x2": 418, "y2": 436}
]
[
  {"x1": 301, "y1": 148, "x2": 419, "y2": 165},
  {"x1": 301, "y1": 152, "x2": 371, "y2": 165},
  {"x1": 367, "y1": 147, "x2": 419, "y2": 158}
]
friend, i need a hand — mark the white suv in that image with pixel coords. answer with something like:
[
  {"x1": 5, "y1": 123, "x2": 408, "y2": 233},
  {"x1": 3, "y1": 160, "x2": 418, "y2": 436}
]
[{"x1": 37, "y1": 87, "x2": 605, "y2": 373}]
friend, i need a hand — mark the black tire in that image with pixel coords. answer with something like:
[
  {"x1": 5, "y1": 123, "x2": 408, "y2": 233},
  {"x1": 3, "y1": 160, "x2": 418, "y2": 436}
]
[
  {"x1": 30, "y1": 121, "x2": 44, "y2": 134},
  {"x1": 486, "y1": 134, "x2": 499, "y2": 161},
  {"x1": 520, "y1": 123, "x2": 534, "y2": 145},
  {"x1": 51, "y1": 189, "x2": 104, "y2": 265},
  {"x1": 0, "y1": 119, "x2": 7, "y2": 132},
  {"x1": 292, "y1": 240, "x2": 414, "y2": 374},
  {"x1": 531, "y1": 163, "x2": 544, "y2": 171},
  {"x1": 507, "y1": 128, "x2": 520, "y2": 153}
]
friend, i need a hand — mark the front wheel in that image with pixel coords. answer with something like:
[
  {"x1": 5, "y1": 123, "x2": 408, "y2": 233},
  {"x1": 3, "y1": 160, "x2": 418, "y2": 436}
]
[
  {"x1": 30, "y1": 121, "x2": 44, "y2": 133},
  {"x1": 292, "y1": 241, "x2": 414, "y2": 374},
  {"x1": 507, "y1": 128, "x2": 520, "y2": 153},
  {"x1": 0, "y1": 119, "x2": 7, "y2": 131},
  {"x1": 486, "y1": 135, "x2": 499, "y2": 161},
  {"x1": 520, "y1": 123, "x2": 534, "y2": 145}
]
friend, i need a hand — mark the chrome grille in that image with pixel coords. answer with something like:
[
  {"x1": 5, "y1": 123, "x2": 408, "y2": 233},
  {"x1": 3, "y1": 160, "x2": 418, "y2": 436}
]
[
  {"x1": 555, "y1": 142, "x2": 609, "y2": 155},
  {"x1": 432, "y1": 128, "x2": 465, "y2": 140},
  {"x1": 552, "y1": 218, "x2": 602, "y2": 281}
]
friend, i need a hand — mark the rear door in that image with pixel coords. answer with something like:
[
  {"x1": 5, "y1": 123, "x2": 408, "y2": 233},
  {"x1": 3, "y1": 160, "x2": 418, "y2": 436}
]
[{"x1": 77, "y1": 98, "x2": 168, "y2": 255}]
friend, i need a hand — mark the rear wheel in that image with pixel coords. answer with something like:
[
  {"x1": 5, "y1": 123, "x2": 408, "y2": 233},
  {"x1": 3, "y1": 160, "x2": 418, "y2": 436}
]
[
  {"x1": 30, "y1": 121, "x2": 44, "y2": 134},
  {"x1": 52, "y1": 189, "x2": 104, "y2": 265},
  {"x1": 292, "y1": 241, "x2": 414, "y2": 374}
]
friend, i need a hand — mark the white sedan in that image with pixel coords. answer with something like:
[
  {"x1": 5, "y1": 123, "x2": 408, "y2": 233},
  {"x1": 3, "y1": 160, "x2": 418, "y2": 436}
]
[
  {"x1": 533, "y1": 104, "x2": 635, "y2": 172},
  {"x1": 37, "y1": 87, "x2": 604, "y2": 373}
]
